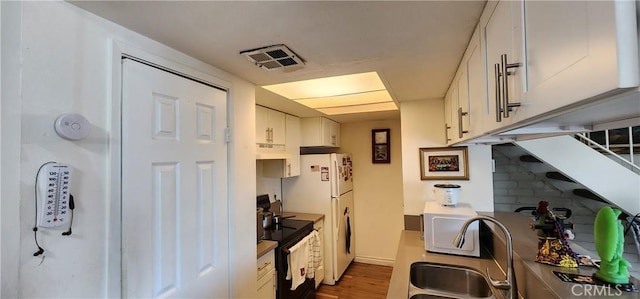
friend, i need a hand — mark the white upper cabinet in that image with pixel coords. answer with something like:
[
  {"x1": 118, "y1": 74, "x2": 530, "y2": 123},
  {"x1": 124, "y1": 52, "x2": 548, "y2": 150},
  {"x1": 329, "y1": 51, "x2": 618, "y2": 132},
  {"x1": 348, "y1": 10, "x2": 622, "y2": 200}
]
[
  {"x1": 285, "y1": 114, "x2": 301, "y2": 176},
  {"x1": 263, "y1": 114, "x2": 301, "y2": 178},
  {"x1": 326, "y1": 118, "x2": 341, "y2": 147},
  {"x1": 517, "y1": 0, "x2": 639, "y2": 121},
  {"x1": 301, "y1": 117, "x2": 341, "y2": 147},
  {"x1": 466, "y1": 26, "x2": 486, "y2": 138},
  {"x1": 447, "y1": 82, "x2": 461, "y2": 143},
  {"x1": 270, "y1": 111, "x2": 286, "y2": 145},
  {"x1": 483, "y1": 0, "x2": 525, "y2": 131},
  {"x1": 256, "y1": 105, "x2": 286, "y2": 146},
  {"x1": 446, "y1": 0, "x2": 638, "y2": 144},
  {"x1": 446, "y1": 25, "x2": 485, "y2": 145},
  {"x1": 456, "y1": 65, "x2": 470, "y2": 140},
  {"x1": 256, "y1": 105, "x2": 269, "y2": 144},
  {"x1": 444, "y1": 89, "x2": 454, "y2": 144}
]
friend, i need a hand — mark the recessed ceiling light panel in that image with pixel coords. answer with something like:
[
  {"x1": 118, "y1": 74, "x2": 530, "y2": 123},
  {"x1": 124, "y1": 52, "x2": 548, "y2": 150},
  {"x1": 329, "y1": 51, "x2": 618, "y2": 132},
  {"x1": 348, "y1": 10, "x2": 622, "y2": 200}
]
[
  {"x1": 295, "y1": 90, "x2": 393, "y2": 109},
  {"x1": 262, "y1": 71, "x2": 398, "y2": 115},
  {"x1": 317, "y1": 102, "x2": 398, "y2": 115},
  {"x1": 240, "y1": 44, "x2": 304, "y2": 71},
  {"x1": 263, "y1": 72, "x2": 385, "y2": 99}
]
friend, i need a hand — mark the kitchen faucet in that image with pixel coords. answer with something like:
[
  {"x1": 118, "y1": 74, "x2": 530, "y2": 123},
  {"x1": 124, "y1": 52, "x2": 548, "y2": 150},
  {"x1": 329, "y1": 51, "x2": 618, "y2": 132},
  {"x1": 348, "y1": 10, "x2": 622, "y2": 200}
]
[{"x1": 453, "y1": 215, "x2": 518, "y2": 299}]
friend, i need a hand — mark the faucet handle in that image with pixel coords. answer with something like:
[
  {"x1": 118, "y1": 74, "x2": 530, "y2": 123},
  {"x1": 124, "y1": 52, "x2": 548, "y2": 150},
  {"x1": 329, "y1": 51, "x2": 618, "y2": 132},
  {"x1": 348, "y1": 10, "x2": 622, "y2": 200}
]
[{"x1": 486, "y1": 267, "x2": 511, "y2": 290}]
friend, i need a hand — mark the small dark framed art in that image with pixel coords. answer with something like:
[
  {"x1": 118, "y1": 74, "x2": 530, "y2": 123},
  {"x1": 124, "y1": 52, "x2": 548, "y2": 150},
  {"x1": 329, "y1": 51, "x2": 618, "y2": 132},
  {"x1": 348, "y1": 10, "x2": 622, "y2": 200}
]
[{"x1": 372, "y1": 129, "x2": 390, "y2": 164}]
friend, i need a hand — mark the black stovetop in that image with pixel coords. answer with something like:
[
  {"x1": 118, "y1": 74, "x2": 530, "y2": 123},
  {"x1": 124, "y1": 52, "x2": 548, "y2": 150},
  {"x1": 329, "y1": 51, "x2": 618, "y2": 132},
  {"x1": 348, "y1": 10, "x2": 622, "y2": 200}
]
[{"x1": 262, "y1": 218, "x2": 313, "y2": 244}]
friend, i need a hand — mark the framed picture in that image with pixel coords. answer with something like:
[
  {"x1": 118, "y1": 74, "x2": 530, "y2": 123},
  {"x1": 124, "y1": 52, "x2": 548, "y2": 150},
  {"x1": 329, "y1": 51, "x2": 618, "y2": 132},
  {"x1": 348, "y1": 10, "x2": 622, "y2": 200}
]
[
  {"x1": 372, "y1": 129, "x2": 390, "y2": 163},
  {"x1": 419, "y1": 146, "x2": 469, "y2": 180}
]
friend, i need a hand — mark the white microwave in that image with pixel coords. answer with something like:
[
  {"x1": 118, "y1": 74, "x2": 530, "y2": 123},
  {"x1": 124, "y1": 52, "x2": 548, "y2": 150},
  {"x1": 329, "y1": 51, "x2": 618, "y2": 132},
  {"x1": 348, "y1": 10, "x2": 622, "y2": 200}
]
[{"x1": 423, "y1": 201, "x2": 480, "y2": 257}]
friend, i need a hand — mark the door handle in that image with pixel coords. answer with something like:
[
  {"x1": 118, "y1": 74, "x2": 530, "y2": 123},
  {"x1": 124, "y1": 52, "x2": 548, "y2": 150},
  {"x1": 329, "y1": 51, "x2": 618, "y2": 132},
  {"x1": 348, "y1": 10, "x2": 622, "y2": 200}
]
[
  {"x1": 270, "y1": 128, "x2": 274, "y2": 143},
  {"x1": 458, "y1": 107, "x2": 468, "y2": 138},
  {"x1": 266, "y1": 128, "x2": 270, "y2": 143},
  {"x1": 494, "y1": 63, "x2": 502, "y2": 123},
  {"x1": 501, "y1": 54, "x2": 522, "y2": 118},
  {"x1": 445, "y1": 123, "x2": 451, "y2": 142}
]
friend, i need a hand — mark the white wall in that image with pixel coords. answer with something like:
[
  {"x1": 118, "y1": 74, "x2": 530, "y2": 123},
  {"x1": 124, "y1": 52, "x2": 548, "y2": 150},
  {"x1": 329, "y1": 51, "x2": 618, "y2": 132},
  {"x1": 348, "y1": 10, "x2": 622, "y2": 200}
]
[
  {"x1": 400, "y1": 99, "x2": 494, "y2": 215},
  {"x1": 256, "y1": 160, "x2": 283, "y2": 202},
  {"x1": 340, "y1": 120, "x2": 404, "y2": 265},
  {"x1": 1, "y1": 2, "x2": 256, "y2": 298},
  {"x1": 0, "y1": 2, "x2": 3, "y2": 294},
  {"x1": 2, "y1": 2, "x2": 24, "y2": 297}
]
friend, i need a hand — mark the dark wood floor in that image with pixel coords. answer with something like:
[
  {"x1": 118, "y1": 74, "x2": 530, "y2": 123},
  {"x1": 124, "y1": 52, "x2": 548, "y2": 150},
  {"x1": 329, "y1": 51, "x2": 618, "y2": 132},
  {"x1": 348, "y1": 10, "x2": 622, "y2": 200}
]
[{"x1": 316, "y1": 262, "x2": 393, "y2": 299}]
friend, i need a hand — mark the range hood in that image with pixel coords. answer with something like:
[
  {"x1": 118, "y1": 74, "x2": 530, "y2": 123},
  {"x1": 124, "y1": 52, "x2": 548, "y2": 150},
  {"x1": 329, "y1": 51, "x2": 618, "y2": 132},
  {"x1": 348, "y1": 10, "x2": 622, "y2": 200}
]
[{"x1": 256, "y1": 148, "x2": 291, "y2": 160}]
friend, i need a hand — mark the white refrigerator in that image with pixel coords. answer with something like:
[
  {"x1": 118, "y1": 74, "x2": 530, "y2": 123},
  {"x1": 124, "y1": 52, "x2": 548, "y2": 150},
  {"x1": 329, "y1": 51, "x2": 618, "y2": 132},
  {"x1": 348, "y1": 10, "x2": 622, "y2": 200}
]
[{"x1": 282, "y1": 153, "x2": 354, "y2": 285}]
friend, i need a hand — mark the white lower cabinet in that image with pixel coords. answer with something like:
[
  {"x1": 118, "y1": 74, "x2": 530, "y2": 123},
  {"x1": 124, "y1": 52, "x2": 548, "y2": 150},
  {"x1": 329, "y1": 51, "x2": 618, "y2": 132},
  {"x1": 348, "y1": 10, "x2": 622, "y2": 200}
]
[
  {"x1": 313, "y1": 219, "x2": 325, "y2": 288},
  {"x1": 256, "y1": 250, "x2": 276, "y2": 299}
]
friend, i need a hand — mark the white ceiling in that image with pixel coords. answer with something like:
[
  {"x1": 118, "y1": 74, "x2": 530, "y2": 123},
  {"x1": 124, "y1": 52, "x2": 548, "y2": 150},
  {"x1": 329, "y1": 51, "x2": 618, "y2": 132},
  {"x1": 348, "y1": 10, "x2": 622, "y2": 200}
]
[{"x1": 71, "y1": 0, "x2": 487, "y2": 123}]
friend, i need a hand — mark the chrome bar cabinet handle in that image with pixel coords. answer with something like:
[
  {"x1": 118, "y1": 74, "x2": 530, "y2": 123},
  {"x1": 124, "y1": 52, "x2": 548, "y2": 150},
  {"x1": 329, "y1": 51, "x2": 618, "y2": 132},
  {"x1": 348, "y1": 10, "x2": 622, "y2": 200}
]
[
  {"x1": 458, "y1": 107, "x2": 468, "y2": 138},
  {"x1": 445, "y1": 123, "x2": 452, "y2": 142},
  {"x1": 494, "y1": 63, "x2": 502, "y2": 123},
  {"x1": 501, "y1": 54, "x2": 522, "y2": 118}
]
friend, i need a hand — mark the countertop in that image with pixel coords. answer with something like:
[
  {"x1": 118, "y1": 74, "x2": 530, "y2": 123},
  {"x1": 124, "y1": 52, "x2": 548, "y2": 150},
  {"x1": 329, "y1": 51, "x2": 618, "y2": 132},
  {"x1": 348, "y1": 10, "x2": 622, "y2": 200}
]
[
  {"x1": 279, "y1": 211, "x2": 324, "y2": 223},
  {"x1": 387, "y1": 212, "x2": 640, "y2": 299},
  {"x1": 257, "y1": 240, "x2": 277, "y2": 259},
  {"x1": 483, "y1": 212, "x2": 639, "y2": 298}
]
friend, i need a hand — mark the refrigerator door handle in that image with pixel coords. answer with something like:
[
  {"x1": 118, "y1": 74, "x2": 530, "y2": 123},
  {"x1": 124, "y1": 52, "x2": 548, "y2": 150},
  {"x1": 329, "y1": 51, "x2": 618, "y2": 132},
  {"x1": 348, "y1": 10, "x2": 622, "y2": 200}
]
[
  {"x1": 331, "y1": 196, "x2": 340, "y2": 282},
  {"x1": 333, "y1": 197, "x2": 340, "y2": 231},
  {"x1": 332, "y1": 159, "x2": 339, "y2": 197}
]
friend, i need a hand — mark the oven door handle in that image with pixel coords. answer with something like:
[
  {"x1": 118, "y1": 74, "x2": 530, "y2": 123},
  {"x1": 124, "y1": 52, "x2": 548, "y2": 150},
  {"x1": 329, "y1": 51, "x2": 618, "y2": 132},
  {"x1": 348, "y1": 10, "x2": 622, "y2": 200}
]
[{"x1": 282, "y1": 233, "x2": 313, "y2": 255}]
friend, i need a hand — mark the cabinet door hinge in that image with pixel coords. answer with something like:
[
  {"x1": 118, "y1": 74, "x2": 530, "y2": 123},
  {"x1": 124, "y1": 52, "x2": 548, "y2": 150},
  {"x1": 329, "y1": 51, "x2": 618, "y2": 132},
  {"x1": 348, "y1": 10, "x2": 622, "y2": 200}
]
[{"x1": 225, "y1": 127, "x2": 231, "y2": 143}]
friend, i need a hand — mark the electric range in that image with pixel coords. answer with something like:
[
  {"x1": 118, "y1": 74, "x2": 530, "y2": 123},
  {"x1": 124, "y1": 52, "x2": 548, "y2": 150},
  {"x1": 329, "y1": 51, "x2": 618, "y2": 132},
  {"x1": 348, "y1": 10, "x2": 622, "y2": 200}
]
[{"x1": 262, "y1": 218, "x2": 315, "y2": 299}]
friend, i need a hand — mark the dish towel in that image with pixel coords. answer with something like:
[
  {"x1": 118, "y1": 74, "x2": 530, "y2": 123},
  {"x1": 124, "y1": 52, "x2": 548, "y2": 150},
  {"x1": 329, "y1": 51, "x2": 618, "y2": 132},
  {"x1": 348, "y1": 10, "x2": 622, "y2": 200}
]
[
  {"x1": 286, "y1": 236, "x2": 310, "y2": 290},
  {"x1": 345, "y1": 208, "x2": 351, "y2": 254},
  {"x1": 306, "y1": 230, "x2": 322, "y2": 279}
]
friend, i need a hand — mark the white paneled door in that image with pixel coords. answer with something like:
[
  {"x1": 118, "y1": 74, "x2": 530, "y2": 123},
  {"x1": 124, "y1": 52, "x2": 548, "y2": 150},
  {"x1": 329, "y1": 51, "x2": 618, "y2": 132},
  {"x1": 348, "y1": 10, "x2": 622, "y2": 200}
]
[{"x1": 122, "y1": 59, "x2": 229, "y2": 298}]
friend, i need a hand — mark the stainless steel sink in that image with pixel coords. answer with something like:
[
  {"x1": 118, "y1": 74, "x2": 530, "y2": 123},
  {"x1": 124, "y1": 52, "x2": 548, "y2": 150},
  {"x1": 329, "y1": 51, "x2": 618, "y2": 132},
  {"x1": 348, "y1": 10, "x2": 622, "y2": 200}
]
[
  {"x1": 409, "y1": 294, "x2": 457, "y2": 299},
  {"x1": 408, "y1": 262, "x2": 495, "y2": 299}
]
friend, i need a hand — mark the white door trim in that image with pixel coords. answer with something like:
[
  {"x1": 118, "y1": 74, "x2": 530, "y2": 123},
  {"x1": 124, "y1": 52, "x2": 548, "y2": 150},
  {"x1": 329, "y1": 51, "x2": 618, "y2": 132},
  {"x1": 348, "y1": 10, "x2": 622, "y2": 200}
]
[{"x1": 108, "y1": 40, "x2": 232, "y2": 298}]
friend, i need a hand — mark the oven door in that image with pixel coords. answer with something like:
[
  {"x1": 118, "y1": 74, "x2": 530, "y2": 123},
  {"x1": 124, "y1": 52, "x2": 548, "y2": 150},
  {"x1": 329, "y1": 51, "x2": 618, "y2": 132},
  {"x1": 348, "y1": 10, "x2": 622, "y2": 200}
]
[{"x1": 275, "y1": 235, "x2": 315, "y2": 299}]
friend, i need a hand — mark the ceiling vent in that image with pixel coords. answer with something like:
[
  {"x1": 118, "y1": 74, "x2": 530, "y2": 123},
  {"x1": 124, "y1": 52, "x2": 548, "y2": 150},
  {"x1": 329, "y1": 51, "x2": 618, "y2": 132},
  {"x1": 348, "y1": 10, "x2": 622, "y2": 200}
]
[{"x1": 240, "y1": 44, "x2": 305, "y2": 71}]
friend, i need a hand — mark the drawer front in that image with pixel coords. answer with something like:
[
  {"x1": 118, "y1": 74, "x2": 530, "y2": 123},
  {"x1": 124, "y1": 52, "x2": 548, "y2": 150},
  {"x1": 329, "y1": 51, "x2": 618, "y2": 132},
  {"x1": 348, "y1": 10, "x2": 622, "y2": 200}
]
[{"x1": 257, "y1": 249, "x2": 275, "y2": 279}]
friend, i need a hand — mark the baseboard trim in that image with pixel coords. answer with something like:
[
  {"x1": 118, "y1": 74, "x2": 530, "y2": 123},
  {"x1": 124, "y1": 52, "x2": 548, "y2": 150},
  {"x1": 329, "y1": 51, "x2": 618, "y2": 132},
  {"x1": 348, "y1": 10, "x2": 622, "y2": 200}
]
[{"x1": 354, "y1": 256, "x2": 395, "y2": 266}]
